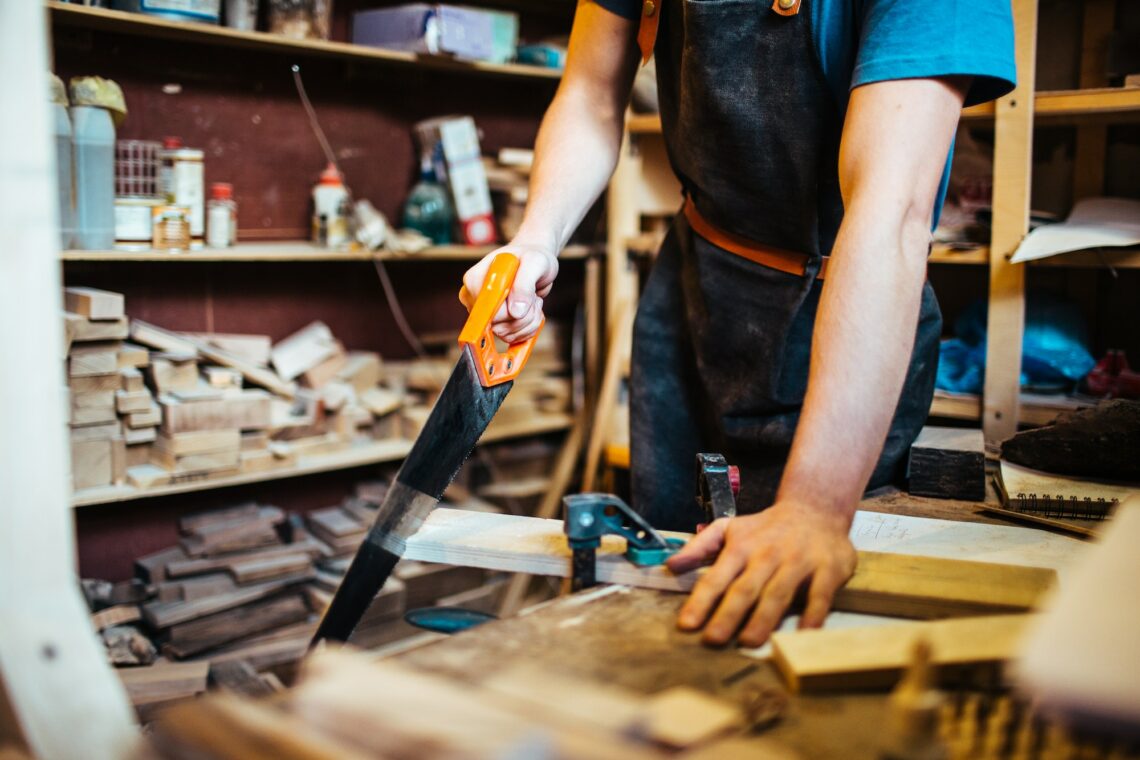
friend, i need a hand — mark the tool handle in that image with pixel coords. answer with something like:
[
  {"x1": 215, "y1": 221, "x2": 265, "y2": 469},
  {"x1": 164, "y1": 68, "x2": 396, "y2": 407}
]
[{"x1": 457, "y1": 253, "x2": 544, "y2": 387}]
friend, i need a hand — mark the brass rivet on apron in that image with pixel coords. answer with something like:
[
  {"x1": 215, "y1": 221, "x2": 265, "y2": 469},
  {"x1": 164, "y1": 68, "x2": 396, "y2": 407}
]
[
  {"x1": 643, "y1": 0, "x2": 657, "y2": 17},
  {"x1": 777, "y1": 0, "x2": 795, "y2": 8}
]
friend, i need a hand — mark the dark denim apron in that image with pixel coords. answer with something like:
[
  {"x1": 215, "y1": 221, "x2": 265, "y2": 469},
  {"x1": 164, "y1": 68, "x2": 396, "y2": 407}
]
[{"x1": 629, "y1": 0, "x2": 943, "y2": 531}]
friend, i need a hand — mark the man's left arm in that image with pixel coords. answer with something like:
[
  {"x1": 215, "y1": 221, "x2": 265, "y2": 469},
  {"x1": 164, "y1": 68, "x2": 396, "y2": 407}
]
[{"x1": 667, "y1": 76, "x2": 969, "y2": 647}]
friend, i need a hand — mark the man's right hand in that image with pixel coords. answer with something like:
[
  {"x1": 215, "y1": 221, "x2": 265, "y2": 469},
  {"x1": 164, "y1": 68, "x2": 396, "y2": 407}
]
[{"x1": 462, "y1": 245, "x2": 558, "y2": 343}]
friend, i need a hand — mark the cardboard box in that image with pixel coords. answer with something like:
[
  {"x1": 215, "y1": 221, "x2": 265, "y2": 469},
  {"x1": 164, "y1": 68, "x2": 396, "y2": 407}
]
[{"x1": 352, "y1": 4, "x2": 518, "y2": 64}]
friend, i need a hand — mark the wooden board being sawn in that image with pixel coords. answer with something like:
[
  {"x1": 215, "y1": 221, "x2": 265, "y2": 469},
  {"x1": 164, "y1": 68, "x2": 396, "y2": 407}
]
[{"x1": 403, "y1": 508, "x2": 1084, "y2": 619}]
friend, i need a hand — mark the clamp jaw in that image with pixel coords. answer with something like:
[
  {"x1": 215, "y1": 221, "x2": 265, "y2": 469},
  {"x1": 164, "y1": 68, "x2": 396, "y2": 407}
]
[
  {"x1": 563, "y1": 493, "x2": 685, "y2": 592},
  {"x1": 696, "y1": 452, "x2": 740, "y2": 523}
]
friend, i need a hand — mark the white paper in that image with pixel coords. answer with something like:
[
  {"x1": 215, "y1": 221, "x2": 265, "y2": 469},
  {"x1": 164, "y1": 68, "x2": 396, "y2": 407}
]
[{"x1": 1010, "y1": 197, "x2": 1140, "y2": 264}]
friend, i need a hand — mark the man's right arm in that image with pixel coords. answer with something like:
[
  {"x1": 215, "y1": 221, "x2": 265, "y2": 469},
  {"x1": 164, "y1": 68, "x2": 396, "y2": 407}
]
[{"x1": 463, "y1": 2, "x2": 640, "y2": 342}]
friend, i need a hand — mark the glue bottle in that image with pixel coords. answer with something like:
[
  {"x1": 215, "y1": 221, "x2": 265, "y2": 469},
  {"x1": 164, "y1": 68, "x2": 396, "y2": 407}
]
[{"x1": 311, "y1": 163, "x2": 349, "y2": 248}]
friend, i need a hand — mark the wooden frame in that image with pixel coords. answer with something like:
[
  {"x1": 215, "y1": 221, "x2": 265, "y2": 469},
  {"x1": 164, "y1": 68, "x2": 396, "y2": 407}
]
[{"x1": 0, "y1": 2, "x2": 138, "y2": 756}]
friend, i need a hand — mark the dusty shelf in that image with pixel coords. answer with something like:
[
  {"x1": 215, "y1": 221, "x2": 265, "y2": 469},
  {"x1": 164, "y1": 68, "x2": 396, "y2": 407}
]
[
  {"x1": 71, "y1": 412, "x2": 573, "y2": 508},
  {"x1": 48, "y1": 2, "x2": 562, "y2": 81},
  {"x1": 60, "y1": 243, "x2": 593, "y2": 263}
]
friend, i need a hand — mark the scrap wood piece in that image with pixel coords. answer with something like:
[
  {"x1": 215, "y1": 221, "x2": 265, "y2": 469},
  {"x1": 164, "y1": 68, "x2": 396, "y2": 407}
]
[
  {"x1": 118, "y1": 660, "x2": 209, "y2": 707},
  {"x1": 91, "y1": 603, "x2": 142, "y2": 631},
  {"x1": 636, "y1": 686, "x2": 745, "y2": 748},
  {"x1": 65, "y1": 312, "x2": 129, "y2": 342},
  {"x1": 103, "y1": 625, "x2": 157, "y2": 666},
  {"x1": 165, "y1": 593, "x2": 310, "y2": 659},
  {"x1": 203, "y1": 622, "x2": 317, "y2": 672},
  {"x1": 64, "y1": 286, "x2": 124, "y2": 320},
  {"x1": 151, "y1": 692, "x2": 373, "y2": 760},
  {"x1": 907, "y1": 426, "x2": 986, "y2": 501},
  {"x1": 402, "y1": 509, "x2": 1060, "y2": 619},
  {"x1": 165, "y1": 537, "x2": 326, "y2": 579},
  {"x1": 271, "y1": 321, "x2": 339, "y2": 382},
  {"x1": 208, "y1": 660, "x2": 276, "y2": 699},
  {"x1": 143, "y1": 573, "x2": 314, "y2": 629},
  {"x1": 769, "y1": 614, "x2": 1030, "y2": 693}
]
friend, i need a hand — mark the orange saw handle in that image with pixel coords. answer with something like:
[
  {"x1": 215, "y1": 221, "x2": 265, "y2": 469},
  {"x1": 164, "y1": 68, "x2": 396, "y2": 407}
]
[{"x1": 457, "y1": 252, "x2": 544, "y2": 387}]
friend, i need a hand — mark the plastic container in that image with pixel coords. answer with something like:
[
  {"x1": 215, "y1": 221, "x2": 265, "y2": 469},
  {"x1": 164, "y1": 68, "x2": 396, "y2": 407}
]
[
  {"x1": 225, "y1": 0, "x2": 259, "y2": 30},
  {"x1": 114, "y1": 196, "x2": 161, "y2": 248},
  {"x1": 70, "y1": 105, "x2": 116, "y2": 250},
  {"x1": 206, "y1": 182, "x2": 237, "y2": 248},
  {"x1": 402, "y1": 160, "x2": 454, "y2": 245},
  {"x1": 164, "y1": 147, "x2": 205, "y2": 245},
  {"x1": 52, "y1": 102, "x2": 75, "y2": 250},
  {"x1": 311, "y1": 163, "x2": 350, "y2": 248}
]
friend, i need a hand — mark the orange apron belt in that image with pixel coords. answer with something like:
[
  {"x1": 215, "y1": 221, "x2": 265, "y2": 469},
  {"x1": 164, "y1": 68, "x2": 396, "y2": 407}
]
[
  {"x1": 637, "y1": 0, "x2": 660, "y2": 64},
  {"x1": 683, "y1": 198, "x2": 828, "y2": 280}
]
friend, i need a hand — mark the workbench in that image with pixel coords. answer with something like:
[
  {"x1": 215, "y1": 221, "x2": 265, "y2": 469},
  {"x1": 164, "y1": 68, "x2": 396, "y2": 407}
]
[{"x1": 382, "y1": 488, "x2": 1085, "y2": 759}]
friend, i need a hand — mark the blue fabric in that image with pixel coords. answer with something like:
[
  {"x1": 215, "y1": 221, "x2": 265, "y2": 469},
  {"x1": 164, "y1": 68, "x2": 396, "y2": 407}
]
[{"x1": 592, "y1": 0, "x2": 1015, "y2": 226}]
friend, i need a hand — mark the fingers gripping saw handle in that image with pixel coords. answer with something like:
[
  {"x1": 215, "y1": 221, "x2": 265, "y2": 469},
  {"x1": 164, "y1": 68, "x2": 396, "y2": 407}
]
[{"x1": 458, "y1": 253, "x2": 545, "y2": 387}]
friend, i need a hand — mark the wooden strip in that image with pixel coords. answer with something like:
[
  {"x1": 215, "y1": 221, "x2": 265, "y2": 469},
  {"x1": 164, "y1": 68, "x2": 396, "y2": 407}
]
[
  {"x1": 403, "y1": 509, "x2": 1062, "y2": 618},
  {"x1": 166, "y1": 538, "x2": 325, "y2": 579},
  {"x1": 165, "y1": 593, "x2": 310, "y2": 658},
  {"x1": 770, "y1": 614, "x2": 1030, "y2": 692},
  {"x1": 229, "y1": 554, "x2": 312, "y2": 584},
  {"x1": 64, "y1": 286, "x2": 124, "y2": 320},
  {"x1": 208, "y1": 660, "x2": 276, "y2": 699},
  {"x1": 142, "y1": 573, "x2": 313, "y2": 628},
  {"x1": 65, "y1": 313, "x2": 129, "y2": 342},
  {"x1": 117, "y1": 660, "x2": 209, "y2": 706},
  {"x1": 90, "y1": 604, "x2": 141, "y2": 631}
]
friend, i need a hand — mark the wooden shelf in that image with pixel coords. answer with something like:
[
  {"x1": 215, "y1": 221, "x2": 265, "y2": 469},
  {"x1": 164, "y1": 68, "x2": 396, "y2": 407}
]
[
  {"x1": 627, "y1": 87, "x2": 1140, "y2": 136},
  {"x1": 930, "y1": 245, "x2": 990, "y2": 265},
  {"x1": 70, "y1": 412, "x2": 573, "y2": 508},
  {"x1": 928, "y1": 391, "x2": 1094, "y2": 427},
  {"x1": 48, "y1": 2, "x2": 562, "y2": 81},
  {"x1": 60, "y1": 243, "x2": 593, "y2": 263},
  {"x1": 929, "y1": 244, "x2": 1140, "y2": 269}
]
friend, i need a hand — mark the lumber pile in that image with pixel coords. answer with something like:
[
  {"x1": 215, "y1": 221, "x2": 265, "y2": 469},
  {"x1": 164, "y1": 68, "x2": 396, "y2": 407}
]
[
  {"x1": 63, "y1": 288, "x2": 411, "y2": 495},
  {"x1": 80, "y1": 481, "x2": 503, "y2": 716},
  {"x1": 146, "y1": 647, "x2": 750, "y2": 759}
]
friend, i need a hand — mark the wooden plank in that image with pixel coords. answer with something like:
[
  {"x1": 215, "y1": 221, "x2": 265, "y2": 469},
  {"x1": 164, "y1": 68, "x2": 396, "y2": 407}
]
[
  {"x1": 907, "y1": 426, "x2": 986, "y2": 501},
  {"x1": 65, "y1": 313, "x2": 129, "y2": 342},
  {"x1": 142, "y1": 573, "x2": 313, "y2": 628},
  {"x1": 271, "y1": 321, "x2": 339, "y2": 381},
  {"x1": 135, "y1": 544, "x2": 190, "y2": 583},
  {"x1": 129, "y1": 319, "x2": 198, "y2": 355},
  {"x1": 147, "y1": 356, "x2": 199, "y2": 394},
  {"x1": 186, "y1": 332, "x2": 272, "y2": 366},
  {"x1": 164, "y1": 593, "x2": 310, "y2": 658},
  {"x1": 119, "y1": 366, "x2": 145, "y2": 392},
  {"x1": 770, "y1": 614, "x2": 1030, "y2": 693},
  {"x1": 115, "y1": 389, "x2": 153, "y2": 414},
  {"x1": 207, "y1": 660, "x2": 276, "y2": 699},
  {"x1": 300, "y1": 342, "x2": 347, "y2": 388},
  {"x1": 67, "y1": 342, "x2": 120, "y2": 377},
  {"x1": 229, "y1": 554, "x2": 312, "y2": 585},
  {"x1": 117, "y1": 342, "x2": 149, "y2": 368},
  {"x1": 156, "y1": 428, "x2": 242, "y2": 457},
  {"x1": 118, "y1": 660, "x2": 208, "y2": 706},
  {"x1": 63, "y1": 286, "x2": 124, "y2": 320},
  {"x1": 982, "y1": 0, "x2": 1037, "y2": 445},
  {"x1": 70, "y1": 436, "x2": 114, "y2": 490},
  {"x1": 90, "y1": 604, "x2": 142, "y2": 631},
  {"x1": 68, "y1": 373, "x2": 120, "y2": 394},
  {"x1": 336, "y1": 351, "x2": 382, "y2": 393},
  {"x1": 154, "y1": 447, "x2": 242, "y2": 475},
  {"x1": 159, "y1": 390, "x2": 272, "y2": 434},
  {"x1": 125, "y1": 402, "x2": 162, "y2": 428},
  {"x1": 126, "y1": 463, "x2": 170, "y2": 489},
  {"x1": 402, "y1": 509, "x2": 1068, "y2": 618}
]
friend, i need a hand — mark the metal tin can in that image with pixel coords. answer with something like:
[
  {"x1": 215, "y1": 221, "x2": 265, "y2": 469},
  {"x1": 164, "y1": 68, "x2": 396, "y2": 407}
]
[{"x1": 152, "y1": 205, "x2": 192, "y2": 251}]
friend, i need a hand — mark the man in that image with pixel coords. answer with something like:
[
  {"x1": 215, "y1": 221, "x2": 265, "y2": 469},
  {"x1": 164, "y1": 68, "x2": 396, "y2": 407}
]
[{"x1": 463, "y1": 0, "x2": 1014, "y2": 646}]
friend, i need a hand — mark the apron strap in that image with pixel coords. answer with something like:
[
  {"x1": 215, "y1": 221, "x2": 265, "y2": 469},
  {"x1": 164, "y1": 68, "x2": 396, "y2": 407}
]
[
  {"x1": 683, "y1": 198, "x2": 828, "y2": 280},
  {"x1": 637, "y1": 0, "x2": 801, "y2": 65},
  {"x1": 637, "y1": 0, "x2": 660, "y2": 65}
]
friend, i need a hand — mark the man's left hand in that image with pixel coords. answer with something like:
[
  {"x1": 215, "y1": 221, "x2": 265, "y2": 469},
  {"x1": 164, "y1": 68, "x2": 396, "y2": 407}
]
[{"x1": 665, "y1": 502, "x2": 857, "y2": 647}]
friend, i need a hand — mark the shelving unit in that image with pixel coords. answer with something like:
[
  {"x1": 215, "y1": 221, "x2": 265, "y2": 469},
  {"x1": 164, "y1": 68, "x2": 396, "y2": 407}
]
[
  {"x1": 929, "y1": 391, "x2": 1092, "y2": 426},
  {"x1": 929, "y1": 244, "x2": 1140, "y2": 268},
  {"x1": 48, "y1": 2, "x2": 563, "y2": 81},
  {"x1": 60, "y1": 243, "x2": 593, "y2": 263},
  {"x1": 71, "y1": 412, "x2": 573, "y2": 508}
]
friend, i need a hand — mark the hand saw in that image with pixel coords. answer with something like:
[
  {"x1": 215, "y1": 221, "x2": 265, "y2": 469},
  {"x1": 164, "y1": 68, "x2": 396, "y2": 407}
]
[{"x1": 311, "y1": 253, "x2": 543, "y2": 645}]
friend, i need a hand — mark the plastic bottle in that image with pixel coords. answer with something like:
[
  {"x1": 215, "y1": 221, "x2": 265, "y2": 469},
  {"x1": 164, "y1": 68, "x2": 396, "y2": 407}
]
[
  {"x1": 401, "y1": 159, "x2": 454, "y2": 245},
  {"x1": 169, "y1": 147, "x2": 205, "y2": 246},
  {"x1": 70, "y1": 105, "x2": 116, "y2": 250},
  {"x1": 207, "y1": 182, "x2": 238, "y2": 248},
  {"x1": 51, "y1": 94, "x2": 75, "y2": 250},
  {"x1": 311, "y1": 163, "x2": 349, "y2": 248}
]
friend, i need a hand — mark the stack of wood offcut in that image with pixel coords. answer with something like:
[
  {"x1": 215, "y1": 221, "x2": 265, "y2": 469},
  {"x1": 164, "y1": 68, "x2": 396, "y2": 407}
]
[
  {"x1": 63, "y1": 286, "x2": 410, "y2": 495},
  {"x1": 81, "y1": 481, "x2": 501, "y2": 719}
]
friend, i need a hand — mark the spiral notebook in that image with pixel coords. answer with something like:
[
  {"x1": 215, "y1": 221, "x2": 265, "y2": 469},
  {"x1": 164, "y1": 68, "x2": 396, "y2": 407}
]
[{"x1": 987, "y1": 461, "x2": 1138, "y2": 538}]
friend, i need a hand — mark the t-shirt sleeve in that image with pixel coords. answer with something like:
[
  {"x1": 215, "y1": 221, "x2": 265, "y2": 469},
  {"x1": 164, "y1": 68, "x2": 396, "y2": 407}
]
[
  {"x1": 592, "y1": 0, "x2": 641, "y2": 21},
  {"x1": 851, "y1": 0, "x2": 1016, "y2": 107}
]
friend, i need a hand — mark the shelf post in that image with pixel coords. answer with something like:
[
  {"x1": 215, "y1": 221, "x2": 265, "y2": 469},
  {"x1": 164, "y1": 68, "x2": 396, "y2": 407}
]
[
  {"x1": 983, "y1": 0, "x2": 1038, "y2": 444},
  {"x1": 0, "y1": 2, "x2": 138, "y2": 756}
]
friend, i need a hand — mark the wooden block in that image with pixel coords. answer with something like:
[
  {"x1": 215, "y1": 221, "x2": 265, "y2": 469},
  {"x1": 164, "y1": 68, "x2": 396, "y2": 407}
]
[
  {"x1": 361, "y1": 386, "x2": 403, "y2": 418},
  {"x1": 271, "y1": 321, "x2": 339, "y2": 381},
  {"x1": 71, "y1": 436, "x2": 114, "y2": 490},
  {"x1": 116, "y1": 389, "x2": 153, "y2": 414},
  {"x1": 318, "y1": 380, "x2": 354, "y2": 412},
  {"x1": 184, "y1": 332, "x2": 272, "y2": 367},
  {"x1": 69, "y1": 420, "x2": 121, "y2": 440},
  {"x1": 124, "y1": 426, "x2": 157, "y2": 445},
  {"x1": 119, "y1": 366, "x2": 145, "y2": 392},
  {"x1": 178, "y1": 502, "x2": 261, "y2": 534},
  {"x1": 68, "y1": 342, "x2": 120, "y2": 377},
  {"x1": 129, "y1": 319, "x2": 198, "y2": 355},
  {"x1": 117, "y1": 342, "x2": 149, "y2": 369},
  {"x1": 65, "y1": 312, "x2": 128, "y2": 342},
  {"x1": 179, "y1": 507, "x2": 283, "y2": 557},
  {"x1": 770, "y1": 614, "x2": 1031, "y2": 693},
  {"x1": 111, "y1": 435, "x2": 127, "y2": 484},
  {"x1": 336, "y1": 351, "x2": 383, "y2": 393},
  {"x1": 208, "y1": 660, "x2": 276, "y2": 699},
  {"x1": 148, "y1": 356, "x2": 199, "y2": 395},
  {"x1": 156, "y1": 573, "x2": 238, "y2": 602},
  {"x1": 142, "y1": 573, "x2": 313, "y2": 629},
  {"x1": 135, "y1": 545, "x2": 190, "y2": 584},
  {"x1": 636, "y1": 687, "x2": 745, "y2": 748},
  {"x1": 125, "y1": 402, "x2": 162, "y2": 429},
  {"x1": 64, "y1": 286, "x2": 124, "y2": 320},
  {"x1": 205, "y1": 366, "x2": 243, "y2": 389},
  {"x1": 68, "y1": 373, "x2": 120, "y2": 394},
  {"x1": 126, "y1": 442, "x2": 153, "y2": 467},
  {"x1": 155, "y1": 429, "x2": 241, "y2": 457},
  {"x1": 908, "y1": 426, "x2": 986, "y2": 501},
  {"x1": 117, "y1": 661, "x2": 208, "y2": 707},
  {"x1": 229, "y1": 554, "x2": 312, "y2": 585},
  {"x1": 164, "y1": 593, "x2": 310, "y2": 658},
  {"x1": 70, "y1": 390, "x2": 117, "y2": 426},
  {"x1": 301, "y1": 342, "x2": 347, "y2": 388},
  {"x1": 127, "y1": 463, "x2": 171, "y2": 489},
  {"x1": 241, "y1": 430, "x2": 270, "y2": 451},
  {"x1": 240, "y1": 448, "x2": 277, "y2": 474},
  {"x1": 91, "y1": 604, "x2": 142, "y2": 631},
  {"x1": 153, "y1": 447, "x2": 241, "y2": 475},
  {"x1": 166, "y1": 537, "x2": 326, "y2": 579},
  {"x1": 160, "y1": 390, "x2": 272, "y2": 434}
]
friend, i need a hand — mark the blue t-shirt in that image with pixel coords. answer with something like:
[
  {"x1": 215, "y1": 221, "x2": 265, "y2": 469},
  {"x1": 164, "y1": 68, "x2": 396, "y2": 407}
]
[{"x1": 595, "y1": 0, "x2": 1016, "y2": 226}]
